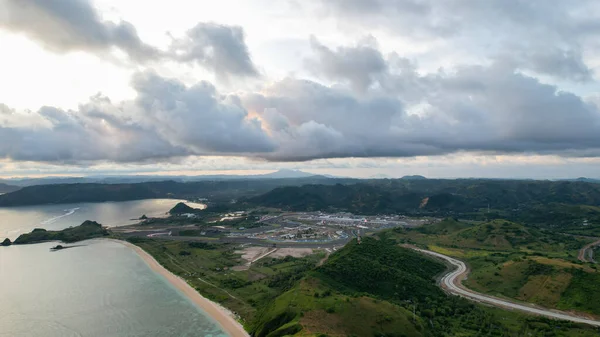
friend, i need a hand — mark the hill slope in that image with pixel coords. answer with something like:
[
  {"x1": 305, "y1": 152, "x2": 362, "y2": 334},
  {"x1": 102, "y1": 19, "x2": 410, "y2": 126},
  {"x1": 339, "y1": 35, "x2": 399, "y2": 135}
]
[
  {"x1": 0, "y1": 177, "x2": 347, "y2": 207},
  {"x1": 12, "y1": 220, "x2": 109, "y2": 244},
  {"x1": 248, "y1": 179, "x2": 600, "y2": 218},
  {"x1": 0, "y1": 183, "x2": 19, "y2": 194}
]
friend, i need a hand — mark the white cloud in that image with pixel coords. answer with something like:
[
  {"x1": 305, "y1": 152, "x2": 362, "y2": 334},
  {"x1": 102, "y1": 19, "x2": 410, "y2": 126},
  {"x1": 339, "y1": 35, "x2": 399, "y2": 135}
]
[{"x1": 1, "y1": 0, "x2": 600, "y2": 177}]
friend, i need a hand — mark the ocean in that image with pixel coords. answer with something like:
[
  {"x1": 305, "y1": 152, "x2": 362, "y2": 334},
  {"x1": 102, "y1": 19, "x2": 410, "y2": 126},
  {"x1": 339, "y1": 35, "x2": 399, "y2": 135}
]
[
  {"x1": 0, "y1": 199, "x2": 205, "y2": 241},
  {"x1": 0, "y1": 200, "x2": 227, "y2": 337}
]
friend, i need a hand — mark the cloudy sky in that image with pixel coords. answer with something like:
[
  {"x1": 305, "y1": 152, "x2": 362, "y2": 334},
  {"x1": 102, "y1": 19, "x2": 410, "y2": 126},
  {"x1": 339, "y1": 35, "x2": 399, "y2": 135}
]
[{"x1": 1, "y1": 0, "x2": 600, "y2": 179}]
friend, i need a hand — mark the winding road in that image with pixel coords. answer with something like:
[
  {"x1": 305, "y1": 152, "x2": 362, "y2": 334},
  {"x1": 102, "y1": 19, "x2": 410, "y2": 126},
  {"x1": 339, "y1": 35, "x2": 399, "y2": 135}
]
[
  {"x1": 412, "y1": 247, "x2": 600, "y2": 327},
  {"x1": 578, "y1": 238, "x2": 600, "y2": 263}
]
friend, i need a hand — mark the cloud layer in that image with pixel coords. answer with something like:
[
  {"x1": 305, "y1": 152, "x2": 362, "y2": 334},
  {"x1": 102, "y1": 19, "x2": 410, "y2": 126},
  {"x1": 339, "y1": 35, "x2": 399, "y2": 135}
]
[
  {"x1": 0, "y1": 0, "x2": 259, "y2": 79},
  {"x1": 317, "y1": 0, "x2": 600, "y2": 82},
  {"x1": 0, "y1": 72, "x2": 272, "y2": 163},
  {"x1": 0, "y1": 0, "x2": 160, "y2": 62},
  {"x1": 1, "y1": 0, "x2": 600, "y2": 168},
  {"x1": 1, "y1": 52, "x2": 600, "y2": 163}
]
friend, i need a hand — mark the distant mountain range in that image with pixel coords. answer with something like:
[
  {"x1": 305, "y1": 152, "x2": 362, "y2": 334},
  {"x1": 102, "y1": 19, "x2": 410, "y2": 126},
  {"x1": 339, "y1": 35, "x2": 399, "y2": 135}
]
[
  {"x1": 0, "y1": 169, "x2": 323, "y2": 187},
  {"x1": 369, "y1": 174, "x2": 428, "y2": 179},
  {"x1": 400, "y1": 175, "x2": 428, "y2": 180},
  {"x1": 0, "y1": 175, "x2": 352, "y2": 207},
  {"x1": 247, "y1": 178, "x2": 600, "y2": 215},
  {"x1": 567, "y1": 177, "x2": 600, "y2": 184},
  {"x1": 0, "y1": 183, "x2": 20, "y2": 194}
]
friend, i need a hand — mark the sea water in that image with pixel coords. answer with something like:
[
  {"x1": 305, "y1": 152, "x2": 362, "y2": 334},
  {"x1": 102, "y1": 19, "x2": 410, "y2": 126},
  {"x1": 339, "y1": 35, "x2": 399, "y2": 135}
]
[
  {"x1": 0, "y1": 199, "x2": 205, "y2": 241},
  {"x1": 0, "y1": 240, "x2": 228, "y2": 337}
]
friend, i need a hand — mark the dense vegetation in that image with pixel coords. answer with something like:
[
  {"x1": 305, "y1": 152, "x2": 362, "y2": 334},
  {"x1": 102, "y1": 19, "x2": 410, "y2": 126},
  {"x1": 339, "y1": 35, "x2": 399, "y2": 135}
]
[
  {"x1": 390, "y1": 218, "x2": 600, "y2": 317},
  {"x1": 0, "y1": 183, "x2": 19, "y2": 194},
  {"x1": 251, "y1": 237, "x2": 600, "y2": 336},
  {"x1": 131, "y1": 235, "x2": 600, "y2": 336},
  {"x1": 169, "y1": 202, "x2": 200, "y2": 214},
  {"x1": 248, "y1": 179, "x2": 600, "y2": 220},
  {"x1": 317, "y1": 238, "x2": 445, "y2": 302},
  {"x1": 0, "y1": 176, "x2": 349, "y2": 206},
  {"x1": 11, "y1": 220, "x2": 109, "y2": 244}
]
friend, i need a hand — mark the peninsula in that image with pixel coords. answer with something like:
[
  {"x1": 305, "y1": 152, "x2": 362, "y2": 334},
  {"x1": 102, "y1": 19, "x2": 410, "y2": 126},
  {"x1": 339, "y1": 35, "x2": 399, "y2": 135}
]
[{"x1": 9, "y1": 220, "x2": 109, "y2": 245}]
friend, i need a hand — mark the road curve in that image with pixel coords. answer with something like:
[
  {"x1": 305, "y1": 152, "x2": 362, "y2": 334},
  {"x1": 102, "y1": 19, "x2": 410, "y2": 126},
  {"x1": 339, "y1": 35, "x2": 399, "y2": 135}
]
[
  {"x1": 578, "y1": 239, "x2": 600, "y2": 263},
  {"x1": 412, "y1": 247, "x2": 600, "y2": 327}
]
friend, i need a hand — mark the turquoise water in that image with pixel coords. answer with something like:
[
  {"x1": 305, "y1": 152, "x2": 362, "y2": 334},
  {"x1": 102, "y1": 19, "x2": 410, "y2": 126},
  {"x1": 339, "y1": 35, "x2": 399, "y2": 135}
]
[
  {"x1": 0, "y1": 240, "x2": 228, "y2": 337},
  {"x1": 0, "y1": 199, "x2": 202, "y2": 241}
]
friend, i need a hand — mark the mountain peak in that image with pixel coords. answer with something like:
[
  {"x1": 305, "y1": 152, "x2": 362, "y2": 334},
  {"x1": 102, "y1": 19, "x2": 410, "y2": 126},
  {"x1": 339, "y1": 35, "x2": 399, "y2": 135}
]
[
  {"x1": 263, "y1": 169, "x2": 317, "y2": 179},
  {"x1": 400, "y1": 175, "x2": 428, "y2": 180}
]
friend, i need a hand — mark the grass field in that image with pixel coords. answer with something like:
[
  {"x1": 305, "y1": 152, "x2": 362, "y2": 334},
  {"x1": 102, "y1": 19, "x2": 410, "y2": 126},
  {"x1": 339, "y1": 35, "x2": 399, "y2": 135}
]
[
  {"x1": 125, "y1": 231, "x2": 600, "y2": 336},
  {"x1": 130, "y1": 238, "x2": 323, "y2": 323},
  {"x1": 388, "y1": 218, "x2": 600, "y2": 317}
]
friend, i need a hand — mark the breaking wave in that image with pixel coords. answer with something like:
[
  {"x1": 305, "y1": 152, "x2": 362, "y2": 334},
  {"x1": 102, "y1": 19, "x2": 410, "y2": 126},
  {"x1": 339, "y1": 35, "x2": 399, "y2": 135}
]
[{"x1": 40, "y1": 208, "x2": 80, "y2": 225}]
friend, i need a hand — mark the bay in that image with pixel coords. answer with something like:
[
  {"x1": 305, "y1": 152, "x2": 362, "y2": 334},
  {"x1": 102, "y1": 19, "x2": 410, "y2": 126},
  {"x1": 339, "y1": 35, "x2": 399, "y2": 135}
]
[
  {"x1": 0, "y1": 199, "x2": 225, "y2": 336},
  {"x1": 0, "y1": 199, "x2": 205, "y2": 240},
  {"x1": 0, "y1": 240, "x2": 228, "y2": 337}
]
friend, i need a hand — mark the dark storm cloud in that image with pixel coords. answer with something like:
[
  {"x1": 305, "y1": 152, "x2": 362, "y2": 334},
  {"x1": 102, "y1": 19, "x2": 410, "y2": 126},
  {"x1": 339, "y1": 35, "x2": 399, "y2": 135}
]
[{"x1": 169, "y1": 23, "x2": 259, "y2": 80}]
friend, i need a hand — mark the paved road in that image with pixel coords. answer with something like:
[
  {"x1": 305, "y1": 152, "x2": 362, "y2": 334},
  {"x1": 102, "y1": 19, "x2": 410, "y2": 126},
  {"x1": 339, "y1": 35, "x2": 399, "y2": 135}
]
[
  {"x1": 412, "y1": 247, "x2": 600, "y2": 327},
  {"x1": 578, "y1": 239, "x2": 600, "y2": 263}
]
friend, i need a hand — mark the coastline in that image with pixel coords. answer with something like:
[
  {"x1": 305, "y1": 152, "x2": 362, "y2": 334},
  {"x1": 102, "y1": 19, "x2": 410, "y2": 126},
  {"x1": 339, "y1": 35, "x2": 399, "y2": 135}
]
[{"x1": 110, "y1": 239, "x2": 250, "y2": 337}]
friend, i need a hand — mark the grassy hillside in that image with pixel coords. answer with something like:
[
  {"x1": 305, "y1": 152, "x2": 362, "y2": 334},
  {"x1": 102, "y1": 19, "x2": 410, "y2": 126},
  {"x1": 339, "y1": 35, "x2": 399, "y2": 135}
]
[
  {"x1": 247, "y1": 237, "x2": 600, "y2": 336},
  {"x1": 129, "y1": 234, "x2": 600, "y2": 336},
  {"x1": 398, "y1": 219, "x2": 586, "y2": 257},
  {"x1": 415, "y1": 217, "x2": 472, "y2": 235},
  {"x1": 248, "y1": 179, "x2": 600, "y2": 224},
  {"x1": 0, "y1": 177, "x2": 348, "y2": 206},
  {"x1": 390, "y1": 218, "x2": 600, "y2": 317},
  {"x1": 316, "y1": 238, "x2": 445, "y2": 302},
  {"x1": 249, "y1": 277, "x2": 424, "y2": 337}
]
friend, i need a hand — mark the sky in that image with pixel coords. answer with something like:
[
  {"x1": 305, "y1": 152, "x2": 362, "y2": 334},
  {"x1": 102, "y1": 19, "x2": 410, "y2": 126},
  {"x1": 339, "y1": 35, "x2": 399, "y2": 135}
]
[{"x1": 1, "y1": 0, "x2": 600, "y2": 179}]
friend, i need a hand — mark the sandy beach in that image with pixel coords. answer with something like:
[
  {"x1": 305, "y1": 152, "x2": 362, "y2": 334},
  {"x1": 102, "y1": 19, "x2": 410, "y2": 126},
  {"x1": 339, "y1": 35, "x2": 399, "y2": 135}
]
[{"x1": 113, "y1": 240, "x2": 249, "y2": 337}]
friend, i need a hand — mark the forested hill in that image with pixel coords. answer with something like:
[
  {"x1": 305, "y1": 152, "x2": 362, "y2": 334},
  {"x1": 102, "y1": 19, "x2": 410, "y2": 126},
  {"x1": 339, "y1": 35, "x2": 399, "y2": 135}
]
[
  {"x1": 0, "y1": 177, "x2": 350, "y2": 207},
  {"x1": 0, "y1": 183, "x2": 20, "y2": 194},
  {"x1": 247, "y1": 179, "x2": 600, "y2": 215}
]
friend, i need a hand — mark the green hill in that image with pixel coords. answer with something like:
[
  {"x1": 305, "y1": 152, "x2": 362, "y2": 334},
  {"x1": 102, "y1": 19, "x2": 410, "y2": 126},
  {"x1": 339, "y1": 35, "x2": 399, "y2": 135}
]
[
  {"x1": 247, "y1": 237, "x2": 593, "y2": 336},
  {"x1": 0, "y1": 177, "x2": 350, "y2": 207},
  {"x1": 451, "y1": 220, "x2": 541, "y2": 250},
  {"x1": 403, "y1": 219, "x2": 586, "y2": 254},
  {"x1": 316, "y1": 238, "x2": 445, "y2": 301},
  {"x1": 249, "y1": 277, "x2": 425, "y2": 337},
  {"x1": 415, "y1": 218, "x2": 472, "y2": 235},
  {"x1": 169, "y1": 202, "x2": 199, "y2": 214},
  {"x1": 248, "y1": 179, "x2": 600, "y2": 220},
  {"x1": 0, "y1": 183, "x2": 19, "y2": 194},
  {"x1": 12, "y1": 220, "x2": 109, "y2": 244},
  {"x1": 134, "y1": 231, "x2": 600, "y2": 336},
  {"x1": 248, "y1": 238, "x2": 448, "y2": 336}
]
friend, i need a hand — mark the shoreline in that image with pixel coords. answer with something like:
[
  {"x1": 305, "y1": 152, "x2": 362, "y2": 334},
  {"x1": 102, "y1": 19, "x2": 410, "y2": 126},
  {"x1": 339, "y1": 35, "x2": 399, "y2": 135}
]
[{"x1": 110, "y1": 239, "x2": 249, "y2": 337}]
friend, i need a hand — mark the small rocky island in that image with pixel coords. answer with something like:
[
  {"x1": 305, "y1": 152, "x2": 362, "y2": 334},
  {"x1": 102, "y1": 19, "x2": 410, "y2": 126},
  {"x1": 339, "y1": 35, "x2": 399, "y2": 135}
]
[
  {"x1": 1, "y1": 238, "x2": 11, "y2": 246},
  {"x1": 5, "y1": 220, "x2": 109, "y2": 245}
]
